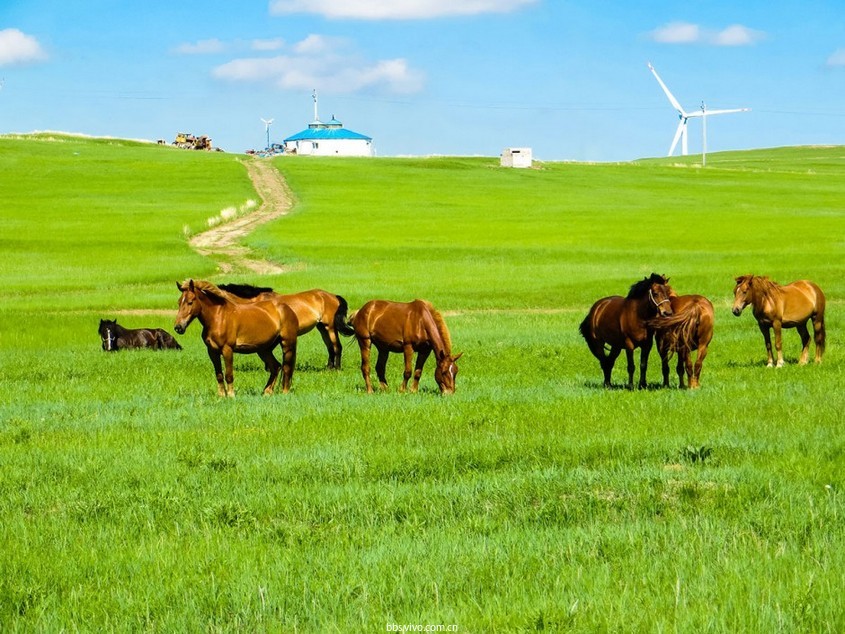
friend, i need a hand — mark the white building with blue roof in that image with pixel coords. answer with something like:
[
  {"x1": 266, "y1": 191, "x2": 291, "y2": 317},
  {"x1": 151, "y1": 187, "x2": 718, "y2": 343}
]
[{"x1": 282, "y1": 93, "x2": 373, "y2": 156}]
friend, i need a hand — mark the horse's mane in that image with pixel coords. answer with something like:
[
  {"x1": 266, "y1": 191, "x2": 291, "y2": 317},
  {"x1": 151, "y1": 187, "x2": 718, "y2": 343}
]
[
  {"x1": 627, "y1": 273, "x2": 669, "y2": 299},
  {"x1": 752, "y1": 275, "x2": 783, "y2": 299},
  {"x1": 738, "y1": 274, "x2": 783, "y2": 301},
  {"x1": 182, "y1": 279, "x2": 229, "y2": 303},
  {"x1": 218, "y1": 283, "x2": 275, "y2": 298},
  {"x1": 422, "y1": 301, "x2": 452, "y2": 353}
]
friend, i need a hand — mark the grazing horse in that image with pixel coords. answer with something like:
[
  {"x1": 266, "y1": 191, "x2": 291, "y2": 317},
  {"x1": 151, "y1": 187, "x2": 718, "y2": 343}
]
[
  {"x1": 732, "y1": 275, "x2": 826, "y2": 367},
  {"x1": 649, "y1": 293, "x2": 714, "y2": 389},
  {"x1": 174, "y1": 280, "x2": 298, "y2": 396},
  {"x1": 98, "y1": 319, "x2": 182, "y2": 351},
  {"x1": 351, "y1": 299, "x2": 463, "y2": 394},
  {"x1": 579, "y1": 273, "x2": 674, "y2": 389},
  {"x1": 218, "y1": 283, "x2": 355, "y2": 369}
]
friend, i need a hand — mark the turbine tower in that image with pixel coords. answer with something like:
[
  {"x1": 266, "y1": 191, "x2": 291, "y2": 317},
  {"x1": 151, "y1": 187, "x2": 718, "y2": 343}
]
[
  {"x1": 647, "y1": 62, "x2": 749, "y2": 157},
  {"x1": 261, "y1": 117, "x2": 274, "y2": 149}
]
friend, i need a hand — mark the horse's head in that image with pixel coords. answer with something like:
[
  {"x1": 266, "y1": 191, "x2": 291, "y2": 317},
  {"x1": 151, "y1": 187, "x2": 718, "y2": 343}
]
[
  {"x1": 174, "y1": 280, "x2": 203, "y2": 334},
  {"x1": 732, "y1": 275, "x2": 753, "y2": 316},
  {"x1": 647, "y1": 274, "x2": 674, "y2": 317},
  {"x1": 434, "y1": 351, "x2": 463, "y2": 395},
  {"x1": 99, "y1": 319, "x2": 118, "y2": 351}
]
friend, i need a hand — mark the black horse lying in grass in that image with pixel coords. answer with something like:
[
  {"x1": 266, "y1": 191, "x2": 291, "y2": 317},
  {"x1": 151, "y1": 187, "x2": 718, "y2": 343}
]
[{"x1": 98, "y1": 319, "x2": 182, "y2": 351}]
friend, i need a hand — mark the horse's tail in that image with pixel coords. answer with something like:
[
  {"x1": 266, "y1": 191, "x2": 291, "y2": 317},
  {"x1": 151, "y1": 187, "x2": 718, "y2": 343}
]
[
  {"x1": 333, "y1": 295, "x2": 356, "y2": 337},
  {"x1": 813, "y1": 283, "x2": 826, "y2": 355},
  {"x1": 648, "y1": 302, "x2": 706, "y2": 352},
  {"x1": 578, "y1": 313, "x2": 592, "y2": 342}
]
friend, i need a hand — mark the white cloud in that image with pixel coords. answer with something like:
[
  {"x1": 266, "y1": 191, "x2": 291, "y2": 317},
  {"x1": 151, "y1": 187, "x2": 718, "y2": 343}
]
[
  {"x1": 826, "y1": 49, "x2": 845, "y2": 67},
  {"x1": 269, "y1": 0, "x2": 538, "y2": 20},
  {"x1": 0, "y1": 28, "x2": 48, "y2": 66},
  {"x1": 252, "y1": 38, "x2": 285, "y2": 51},
  {"x1": 712, "y1": 25, "x2": 764, "y2": 47},
  {"x1": 174, "y1": 38, "x2": 226, "y2": 55},
  {"x1": 648, "y1": 22, "x2": 764, "y2": 47},
  {"x1": 293, "y1": 34, "x2": 347, "y2": 55},
  {"x1": 649, "y1": 22, "x2": 700, "y2": 44},
  {"x1": 213, "y1": 34, "x2": 424, "y2": 93}
]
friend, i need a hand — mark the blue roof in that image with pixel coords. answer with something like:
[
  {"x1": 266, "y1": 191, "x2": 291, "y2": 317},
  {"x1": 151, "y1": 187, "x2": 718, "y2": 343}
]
[{"x1": 284, "y1": 126, "x2": 372, "y2": 142}]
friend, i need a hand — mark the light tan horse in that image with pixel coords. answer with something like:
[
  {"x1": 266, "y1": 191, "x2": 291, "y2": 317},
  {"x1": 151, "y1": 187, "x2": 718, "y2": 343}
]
[
  {"x1": 218, "y1": 284, "x2": 354, "y2": 369},
  {"x1": 650, "y1": 293, "x2": 714, "y2": 389},
  {"x1": 174, "y1": 280, "x2": 298, "y2": 396},
  {"x1": 732, "y1": 275, "x2": 825, "y2": 367},
  {"x1": 351, "y1": 299, "x2": 462, "y2": 394}
]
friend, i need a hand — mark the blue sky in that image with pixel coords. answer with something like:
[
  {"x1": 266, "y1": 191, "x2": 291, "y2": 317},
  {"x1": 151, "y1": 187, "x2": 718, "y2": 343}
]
[{"x1": 2, "y1": 0, "x2": 844, "y2": 161}]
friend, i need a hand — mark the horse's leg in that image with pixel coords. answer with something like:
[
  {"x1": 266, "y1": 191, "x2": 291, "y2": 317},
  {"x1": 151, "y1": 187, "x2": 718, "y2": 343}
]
[
  {"x1": 637, "y1": 338, "x2": 653, "y2": 389},
  {"x1": 400, "y1": 345, "x2": 414, "y2": 392},
  {"x1": 624, "y1": 347, "x2": 636, "y2": 390},
  {"x1": 280, "y1": 336, "x2": 296, "y2": 394},
  {"x1": 657, "y1": 336, "x2": 671, "y2": 388},
  {"x1": 207, "y1": 348, "x2": 226, "y2": 397},
  {"x1": 796, "y1": 322, "x2": 811, "y2": 365},
  {"x1": 411, "y1": 348, "x2": 432, "y2": 393},
  {"x1": 374, "y1": 346, "x2": 390, "y2": 391},
  {"x1": 358, "y1": 337, "x2": 374, "y2": 393},
  {"x1": 772, "y1": 320, "x2": 785, "y2": 368},
  {"x1": 258, "y1": 349, "x2": 281, "y2": 395},
  {"x1": 602, "y1": 347, "x2": 621, "y2": 388},
  {"x1": 222, "y1": 346, "x2": 235, "y2": 397},
  {"x1": 676, "y1": 350, "x2": 687, "y2": 389},
  {"x1": 813, "y1": 313, "x2": 825, "y2": 363},
  {"x1": 690, "y1": 343, "x2": 708, "y2": 389},
  {"x1": 317, "y1": 323, "x2": 342, "y2": 369},
  {"x1": 759, "y1": 324, "x2": 774, "y2": 367}
]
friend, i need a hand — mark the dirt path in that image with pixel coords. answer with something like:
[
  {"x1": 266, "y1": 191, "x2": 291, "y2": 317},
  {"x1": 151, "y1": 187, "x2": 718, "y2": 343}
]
[{"x1": 188, "y1": 158, "x2": 294, "y2": 275}]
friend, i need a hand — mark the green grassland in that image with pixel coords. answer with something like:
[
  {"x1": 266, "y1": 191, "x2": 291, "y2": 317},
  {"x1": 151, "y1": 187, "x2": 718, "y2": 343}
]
[{"x1": 1, "y1": 134, "x2": 844, "y2": 632}]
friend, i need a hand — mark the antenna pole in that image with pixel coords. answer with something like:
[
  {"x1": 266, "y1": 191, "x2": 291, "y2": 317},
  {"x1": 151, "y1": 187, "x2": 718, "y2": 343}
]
[
  {"x1": 312, "y1": 89, "x2": 318, "y2": 122},
  {"x1": 701, "y1": 101, "x2": 707, "y2": 167}
]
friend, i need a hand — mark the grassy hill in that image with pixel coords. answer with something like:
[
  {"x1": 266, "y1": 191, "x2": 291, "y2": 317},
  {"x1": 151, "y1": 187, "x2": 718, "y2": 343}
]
[{"x1": 0, "y1": 134, "x2": 843, "y2": 631}]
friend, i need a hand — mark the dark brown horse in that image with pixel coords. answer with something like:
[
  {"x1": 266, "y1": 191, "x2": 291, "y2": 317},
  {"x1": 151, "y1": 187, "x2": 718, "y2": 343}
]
[
  {"x1": 649, "y1": 293, "x2": 714, "y2": 389},
  {"x1": 732, "y1": 274, "x2": 826, "y2": 367},
  {"x1": 98, "y1": 319, "x2": 182, "y2": 351},
  {"x1": 579, "y1": 273, "x2": 674, "y2": 389},
  {"x1": 218, "y1": 283, "x2": 354, "y2": 369},
  {"x1": 351, "y1": 299, "x2": 462, "y2": 394},
  {"x1": 174, "y1": 280, "x2": 298, "y2": 396}
]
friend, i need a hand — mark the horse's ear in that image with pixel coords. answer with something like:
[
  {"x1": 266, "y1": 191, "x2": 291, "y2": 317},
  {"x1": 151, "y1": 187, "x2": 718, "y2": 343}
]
[
  {"x1": 452, "y1": 352, "x2": 463, "y2": 361},
  {"x1": 177, "y1": 281, "x2": 184, "y2": 292}
]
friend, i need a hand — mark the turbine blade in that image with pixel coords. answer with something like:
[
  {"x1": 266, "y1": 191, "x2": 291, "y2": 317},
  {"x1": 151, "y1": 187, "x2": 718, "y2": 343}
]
[
  {"x1": 648, "y1": 62, "x2": 688, "y2": 116},
  {"x1": 701, "y1": 108, "x2": 751, "y2": 116},
  {"x1": 668, "y1": 120, "x2": 685, "y2": 156}
]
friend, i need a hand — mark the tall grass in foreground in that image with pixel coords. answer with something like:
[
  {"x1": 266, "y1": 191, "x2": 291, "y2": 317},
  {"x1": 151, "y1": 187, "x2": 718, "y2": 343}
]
[{"x1": 0, "y1": 137, "x2": 843, "y2": 631}]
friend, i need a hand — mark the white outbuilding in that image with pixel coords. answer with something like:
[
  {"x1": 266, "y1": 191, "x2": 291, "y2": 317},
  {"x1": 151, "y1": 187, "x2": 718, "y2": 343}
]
[{"x1": 500, "y1": 147, "x2": 533, "y2": 168}]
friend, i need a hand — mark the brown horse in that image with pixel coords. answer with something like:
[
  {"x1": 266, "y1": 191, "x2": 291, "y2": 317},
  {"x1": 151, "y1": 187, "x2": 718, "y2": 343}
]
[
  {"x1": 732, "y1": 274, "x2": 826, "y2": 367},
  {"x1": 351, "y1": 299, "x2": 463, "y2": 394},
  {"x1": 218, "y1": 283, "x2": 354, "y2": 369},
  {"x1": 579, "y1": 273, "x2": 674, "y2": 389},
  {"x1": 174, "y1": 280, "x2": 298, "y2": 396},
  {"x1": 649, "y1": 293, "x2": 714, "y2": 388},
  {"x1": 98, "y1": 319, "x2": 182, "y2": 351}
]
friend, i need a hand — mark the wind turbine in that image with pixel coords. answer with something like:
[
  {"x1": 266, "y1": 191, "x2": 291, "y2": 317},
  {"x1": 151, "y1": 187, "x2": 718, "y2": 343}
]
[
  {"x1": 647, "y1": 62, "x2": 749, "y2": 158},
  {"x1": 261, "y1": 117, "x2": 274, "y2": 149}
]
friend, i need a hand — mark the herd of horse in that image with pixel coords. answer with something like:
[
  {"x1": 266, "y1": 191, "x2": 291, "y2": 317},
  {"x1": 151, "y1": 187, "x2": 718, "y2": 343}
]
[{"x1": 98, "y1": 273, "x2": 826, "y2": 395}]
